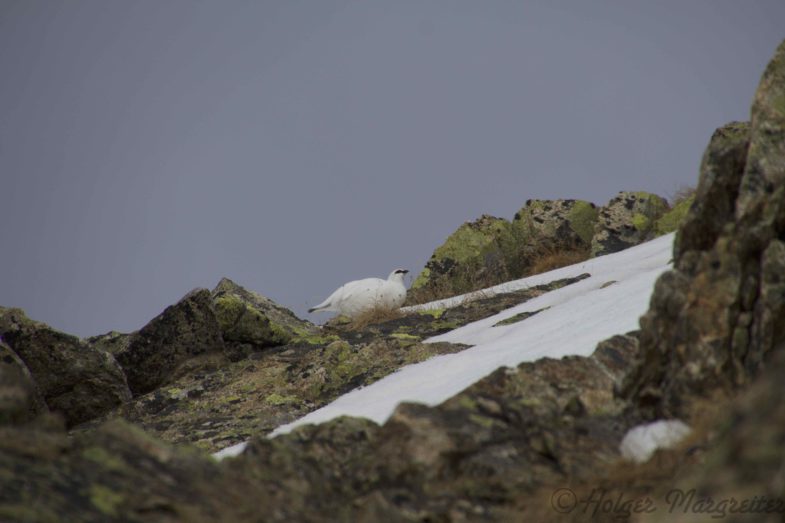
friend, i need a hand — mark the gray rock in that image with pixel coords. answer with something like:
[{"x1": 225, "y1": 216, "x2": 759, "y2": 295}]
[
  {"x1": 410, "y1": 202, "x2": 597, "y2": 302},
  {"x1": 211, "y1": 277, "x2": 319, "y2": 360},
  {"x1": 675, "y1": 121, "x2": 750, "y2": 262},
  {"x1": 409, "y1": 214, "x2": 519, "y2": 301},
  {"x1": 0, "y1": 307, "x2": 131, "y2": 426},
  {"x1": 591, "y1": 191, "x2": 669, "y2": 257},
  {"x1": 116, "y1": 288, "x2": 226, "y2": 395},
  {"x1": 0, "y1": 340, "x2": 46, "y2": 424},
  {"x1": 512, "y1": 198, "x2": 598, "y2": 247},
  {"x1": 624, "y1": 39, "x2": 785, "y2": 420}
]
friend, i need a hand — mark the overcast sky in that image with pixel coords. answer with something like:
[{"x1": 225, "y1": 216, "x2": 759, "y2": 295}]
[{"x1": 1, "y1": 1, "x2": 783, "y2": 337}]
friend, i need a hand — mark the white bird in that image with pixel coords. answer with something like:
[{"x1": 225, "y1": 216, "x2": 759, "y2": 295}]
[{"x1": 308, "y1": 269, "x2": 409, "y2": 316}]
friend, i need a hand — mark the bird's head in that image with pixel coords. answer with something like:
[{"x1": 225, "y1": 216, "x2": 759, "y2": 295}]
[{"x1": 388, "y1": 268, "x2": 409, "y2": 282}]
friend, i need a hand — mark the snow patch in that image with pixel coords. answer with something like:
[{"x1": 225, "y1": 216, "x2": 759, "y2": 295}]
[{"x1": 619, "y1": 419, "x2": 692, "y2": 463}]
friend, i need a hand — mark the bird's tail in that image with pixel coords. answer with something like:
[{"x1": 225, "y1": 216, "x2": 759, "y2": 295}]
[{"x1": 308, "y1": 306, "x2": 324, "y2": 313}]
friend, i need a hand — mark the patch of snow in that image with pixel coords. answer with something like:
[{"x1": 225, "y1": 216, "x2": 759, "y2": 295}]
[
  {"x1": 619, "y1": 419, "x2": 692, "y2": 463},
  {"x1": 212, "y1": 441, "x2": 248, "y2": 460},
  {"x1": 213, "y1": 234, "x2": 674, "y2": 458}
]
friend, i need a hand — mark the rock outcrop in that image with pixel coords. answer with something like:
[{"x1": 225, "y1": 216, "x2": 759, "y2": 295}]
[
  {"x1": 623, "y1": 40, "x2": 785, "y2": 420},
  {"x1": 115, "y1": 289, "x2": 226, "y2": 395},
  {"x1": 591, "y1": 191, "x2": 669, "y2": 257},
  {"x1": 78, "y1": 274, "x2": 588, "y2": 453},
  {"x1": 0, "y1": 340, "x2": 46, "y2": 425},
  {"x1": 0, "y1": 307, "x2": 131, "y2": 426},
  {"x1": 410, "y1": 194, "x2": 680, "y2": 302},
  {"x1": 409, "y1": 214, "x2": 519, "y2": 300},
  {"x1": 211, "y1": 277, "x2": 320, "y2": 360},
  {"x1": 513, "y1": 198, "x2": 598, "y2": 248}
]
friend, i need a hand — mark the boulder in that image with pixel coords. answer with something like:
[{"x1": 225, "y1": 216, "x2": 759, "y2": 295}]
[
  {"x1": 512, "y1": 198, "x2": 598, "y2": 248},
  {"x1": 211, "y1": 278, "x2": 320, "y2": 360},
  {"x1": 409, "y1": 214, "x2": 518, "y2": 299},
  {"x1": 85, "y1": 330, "x2": 131, "y2": 356},
  {"x1": 0, "y1": 340, "x2": 46, "y2": 425},
  {"x1": 116, "y1": 289, "x2": 226, "y2": 395},
  {"x1": 0, "y1": 307, "x2": 131, "y2": 426},
  {"x1": 591, "y1": 191, "x2": 669, "y2": 257},
  {"x1": 410, "y1": 202, "x2": 598, "y2": 302},
  {"x1": 623, "y1": 39, "x2": 785, "y2": 420},
  {"x1": 674, "y1": 121, "x2": 750, "y2": 259}
]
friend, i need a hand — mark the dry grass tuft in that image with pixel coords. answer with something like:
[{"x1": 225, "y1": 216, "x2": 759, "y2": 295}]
[
  {"x1": 527, "y1": 246, "x2": 591, "y2": 276},
  {"x1": 348, "y1": 305, "x2": 406, "y2": 329}
]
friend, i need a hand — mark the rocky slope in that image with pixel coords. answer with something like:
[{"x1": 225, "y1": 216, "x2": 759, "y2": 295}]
[
  {"x1": 0, "y1": 38, "x2": 782, "y2": 523},
  {"x1": 407, "y1": 191, "x2": 689, "y2": 303}
]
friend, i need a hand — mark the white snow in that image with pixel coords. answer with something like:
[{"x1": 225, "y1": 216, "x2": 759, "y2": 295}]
[
  {"x1": 619, "y1": 419, "x2": 692, "y2": 463},
  {"x1": 214, "y1": 233, "x2": 675, "y2": 459}
]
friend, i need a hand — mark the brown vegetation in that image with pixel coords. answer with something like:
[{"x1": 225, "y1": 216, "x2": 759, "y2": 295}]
[
  {"x1": 526, "y1": 245, "x2": 591, "y2": 276},
  {"x1": 347, "y1": 305, "x2": 406, "y2": 329}
]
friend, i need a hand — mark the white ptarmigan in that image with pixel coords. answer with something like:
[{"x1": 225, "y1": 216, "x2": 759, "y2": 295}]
[{"x1": 308, "y1": 269, "x2": 409, "y2": 317}]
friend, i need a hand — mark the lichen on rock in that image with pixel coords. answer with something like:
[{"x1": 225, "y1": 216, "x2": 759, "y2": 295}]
[
  {"x1": 115, "y1": 288, "x2": 226, "y2": 396},
  {"x1": 0, "y1": 307, "x2": 130, "y2": 426},
  {"x1": 591, "y1": 191, "x2": 670, "y2": 257}
]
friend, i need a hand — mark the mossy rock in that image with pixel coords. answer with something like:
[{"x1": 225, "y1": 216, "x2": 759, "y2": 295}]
[
  {"x1": 410, "y1": 215, "x2": 518, "y2": 298},
  {"x1": 211, "y1": 278, "x2": 320, "y2": 346},
  {"x1": 591, "y1": 191, "x2": 670, "y2": 257},
  {"x1": 512, "y1": 199, "x2": 598, "y2": 246},
  {"x1": 655, "y1": 194, "x2": 695, "y2": 235},
  {"x1": 0, "y1": 307, "x2": 131, "y2": 426}
]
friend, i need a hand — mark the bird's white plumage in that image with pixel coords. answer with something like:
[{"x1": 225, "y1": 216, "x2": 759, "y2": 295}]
[{"x1": 309, "y1": 269, "x2": 408, "y2": 316}]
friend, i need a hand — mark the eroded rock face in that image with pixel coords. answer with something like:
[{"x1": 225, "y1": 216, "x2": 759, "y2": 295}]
[
  {"x1": 623, "y1": 40, "x2": 785, "y2": 420},
  {"x1": 116, "y1": 289, "x2": 226, "y2": 396},
  {"x1": 591, "y1": 191, "x2": 670, "y2": 257},
  {"x1": 0, "y1": 308, "x2": 130, "y2": 427}
]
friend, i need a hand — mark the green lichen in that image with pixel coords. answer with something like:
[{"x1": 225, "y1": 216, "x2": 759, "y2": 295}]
[
  {"x1": 411, "y1": 268, "x2": 431, "y2": 290},
  {"x1": 469, "y1": 413, "x2": 496, "y2": 428},
  {"x1": 390, "y1": 333, "x2": 419, "y2": 341},
  {"x1": 291, "y1": 333, "x2": 341, "y2": 345},
  {"x1": 265, "y1": 393, "x2": 299, "y2": 406},
  {"x1": 89, "y1": 485, "x2": 125, "y2": 516},
  {"x1": 411, "y1": 216, "x2": 515, "y2": 290},
  {"x1": 633, "y1": 192, "x2": 669, "y2": 220},
  {"x1": 631, "y1": 212, "x2": 651, "y2": 232},
  {"x1": 82, "y1": 447, "x2": 127, "y2": 472},
  {"x1": 455, "y1": 395, "x2": 478, "y2": 409},
  {"x1": 214, "y1": 295, "x2": 290, "y2": 346},
  {"x1": 655, "y1": 195, "x2": 694, "y2": 235},
  {"x1": 416, "y1": 308, "x2": 445, "y2": 319},
  {"x1": 566, "y1": 200, "x2": 599, "y2": 244}
]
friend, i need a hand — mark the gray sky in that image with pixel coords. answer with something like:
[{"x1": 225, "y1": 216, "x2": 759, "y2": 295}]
[{"x1": 1, "y1": 1, "x2": 783, "y2": 337}]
